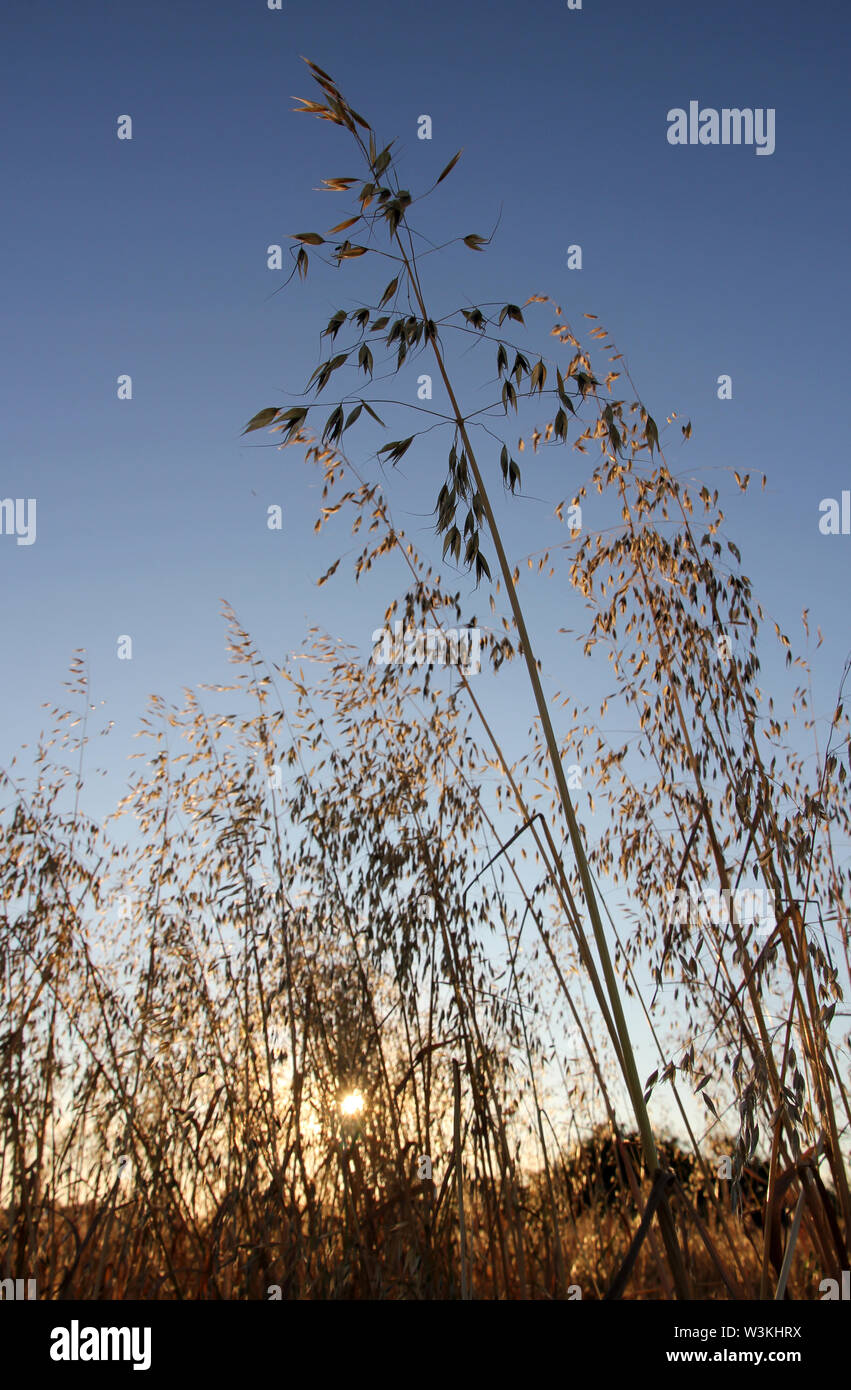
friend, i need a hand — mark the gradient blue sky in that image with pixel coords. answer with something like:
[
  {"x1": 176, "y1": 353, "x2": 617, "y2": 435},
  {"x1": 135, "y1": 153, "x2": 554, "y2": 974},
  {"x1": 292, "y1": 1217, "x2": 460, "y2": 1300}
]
[{"x1": 2, "y1": 2, "x2": 849, "y2": 1114}]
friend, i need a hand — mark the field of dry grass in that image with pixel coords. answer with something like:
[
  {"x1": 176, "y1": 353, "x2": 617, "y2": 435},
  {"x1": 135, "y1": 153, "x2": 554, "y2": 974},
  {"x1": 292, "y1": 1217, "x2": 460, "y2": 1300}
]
[{"x1": 2, "y1": 63, "x2": 849, "y2": 1303}]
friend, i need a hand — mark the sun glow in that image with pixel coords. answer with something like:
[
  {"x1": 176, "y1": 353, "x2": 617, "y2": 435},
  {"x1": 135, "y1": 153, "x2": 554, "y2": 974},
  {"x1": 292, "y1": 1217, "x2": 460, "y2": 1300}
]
[{"x1": 339, "y1": 1090, "x2": 364, "y2": 1118}]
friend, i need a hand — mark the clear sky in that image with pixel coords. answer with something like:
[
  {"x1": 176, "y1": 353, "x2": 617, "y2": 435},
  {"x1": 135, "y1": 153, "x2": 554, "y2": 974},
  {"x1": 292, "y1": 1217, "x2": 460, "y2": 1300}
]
[{"x1": 2, "y1": 1, "x2": 849, "y2": 1126}]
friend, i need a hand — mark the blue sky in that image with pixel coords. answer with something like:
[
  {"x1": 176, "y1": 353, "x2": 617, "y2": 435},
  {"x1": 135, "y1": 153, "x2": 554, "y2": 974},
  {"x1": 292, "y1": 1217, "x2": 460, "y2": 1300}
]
[{"x1": 2, "y1": 0, "x2": 849, "y2": 1122}]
